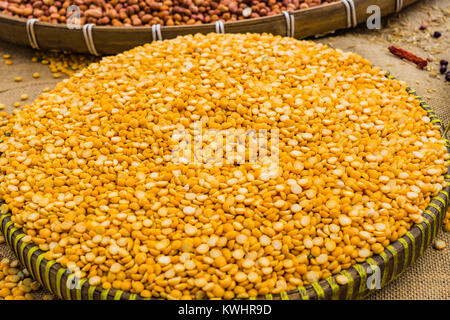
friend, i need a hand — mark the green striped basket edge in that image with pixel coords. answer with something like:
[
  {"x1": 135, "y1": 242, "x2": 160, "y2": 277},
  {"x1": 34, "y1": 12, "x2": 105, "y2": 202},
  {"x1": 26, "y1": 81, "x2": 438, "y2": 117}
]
[{"x1": 0, "y1": 72, "x2": 449, "y2": 300}]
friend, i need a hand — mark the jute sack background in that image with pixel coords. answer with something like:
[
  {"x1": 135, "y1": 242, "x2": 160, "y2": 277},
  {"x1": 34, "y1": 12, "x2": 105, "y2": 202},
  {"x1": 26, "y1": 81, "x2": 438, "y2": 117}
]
[{"x1": 0, "y1": 0, "x2": 449, "y2": 299}]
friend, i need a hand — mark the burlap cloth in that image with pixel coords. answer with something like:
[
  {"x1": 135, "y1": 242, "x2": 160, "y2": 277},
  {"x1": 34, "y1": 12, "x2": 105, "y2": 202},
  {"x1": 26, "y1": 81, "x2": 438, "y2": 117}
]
[{"x1": 0, "y1": 0, "x2": 449, "y2": 300}]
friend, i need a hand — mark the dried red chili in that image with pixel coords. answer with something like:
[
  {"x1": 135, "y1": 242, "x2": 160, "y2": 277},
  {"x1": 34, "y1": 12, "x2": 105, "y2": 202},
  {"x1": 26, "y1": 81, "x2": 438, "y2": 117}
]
[{"x1": 388, "y1": 46, "x2": 428, "y2": 69}]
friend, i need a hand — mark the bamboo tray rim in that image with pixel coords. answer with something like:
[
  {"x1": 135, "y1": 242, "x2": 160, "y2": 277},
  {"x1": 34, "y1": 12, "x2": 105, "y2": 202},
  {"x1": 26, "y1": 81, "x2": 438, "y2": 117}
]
[
  {"x1": 0, "y1": 0, "x2": 419, "y2": 55},
  {"x1": 0, "y1": 71, "x2": 449, "y2": 300},
  {"x1": 0, "y1": 2, "x2": 342, "y2": 31}
]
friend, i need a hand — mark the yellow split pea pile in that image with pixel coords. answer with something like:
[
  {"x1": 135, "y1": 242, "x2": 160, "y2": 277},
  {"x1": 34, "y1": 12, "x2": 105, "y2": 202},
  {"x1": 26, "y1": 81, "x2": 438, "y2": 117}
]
[
  {"x1": 0, "y1": 33, "x2": 448, "y2": 300},
  {"x1": 0, "y1": 257, "x2": 51, "y2": 300}
]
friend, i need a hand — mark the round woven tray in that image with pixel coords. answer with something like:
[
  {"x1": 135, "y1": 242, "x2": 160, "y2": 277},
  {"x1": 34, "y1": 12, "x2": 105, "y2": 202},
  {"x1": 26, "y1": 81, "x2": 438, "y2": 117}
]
[
  {"x1": 0, "y1": 71, "x2": 449, "y2": 300},
  {"x1": 0, "y1": 0, "x2": 418, "y2": 55}
]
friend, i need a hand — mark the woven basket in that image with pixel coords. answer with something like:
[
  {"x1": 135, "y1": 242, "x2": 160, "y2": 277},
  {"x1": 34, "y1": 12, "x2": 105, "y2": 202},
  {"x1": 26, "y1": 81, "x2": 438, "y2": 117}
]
[
  {"x1": 0, "y1": 0, "x2": 418, "y2": 55},
  {"x1": 0, "y1": 72, "x2": 449, "y2": 300}
]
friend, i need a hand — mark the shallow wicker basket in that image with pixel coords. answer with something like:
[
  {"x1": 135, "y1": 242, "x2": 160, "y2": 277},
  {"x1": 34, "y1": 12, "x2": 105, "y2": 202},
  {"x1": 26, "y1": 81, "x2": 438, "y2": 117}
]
[
  {"x1": 0, "y1": 71, "x2": 449, "y2": 300},
  {"x1": 0, "y1": 0, "x2": 418, "y2": 55}
]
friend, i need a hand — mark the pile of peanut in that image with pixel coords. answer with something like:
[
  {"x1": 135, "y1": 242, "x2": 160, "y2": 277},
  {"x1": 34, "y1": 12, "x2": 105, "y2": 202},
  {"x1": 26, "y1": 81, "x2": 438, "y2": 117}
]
[{"x1": 0, "y1": 0, "x2": 338, "y2": 26}]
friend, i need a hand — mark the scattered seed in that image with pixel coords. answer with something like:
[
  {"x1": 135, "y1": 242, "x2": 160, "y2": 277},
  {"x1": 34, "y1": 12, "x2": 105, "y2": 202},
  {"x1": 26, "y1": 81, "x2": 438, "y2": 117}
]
[
  {"x1": 434, "y1": 240, "x2": 446, "y2": 250},
  {"x1": 336, "y1": 274, "x2": 349, "y2": 285},
  {"x1": 242, "y1": 7, "x2": 252, "y2": 17}
]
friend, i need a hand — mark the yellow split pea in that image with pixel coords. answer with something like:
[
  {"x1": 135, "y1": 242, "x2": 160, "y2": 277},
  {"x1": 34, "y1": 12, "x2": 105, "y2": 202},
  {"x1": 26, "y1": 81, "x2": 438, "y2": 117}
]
[
  {"x1": 0, "y1": 33, "x2": 448, "y2": 300},
  {"x1": 0, "y1": 258, "x2": 41, "y2": 300}
]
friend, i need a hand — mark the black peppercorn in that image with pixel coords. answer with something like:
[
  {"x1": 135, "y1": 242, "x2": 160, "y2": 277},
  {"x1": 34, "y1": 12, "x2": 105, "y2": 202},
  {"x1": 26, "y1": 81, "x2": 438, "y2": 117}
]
[{"x1": 433, "y1": 31, "x2": 442, "y2": 38}]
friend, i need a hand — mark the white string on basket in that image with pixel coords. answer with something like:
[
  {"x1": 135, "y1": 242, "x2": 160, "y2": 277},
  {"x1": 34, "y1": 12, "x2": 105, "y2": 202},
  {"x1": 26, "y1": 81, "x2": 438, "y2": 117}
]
[
  {"x1": 215, "y1": 20, "x2": 225, "y2": 34},
  {"x1": 151, "y1": 24, "x2": 163, "y2": 41},
  {"x1": 282, "y1": 11, "x2": 295, "y2": 37},
  {"x1": 26, "y1": 18, "x2": 40, "y2": 50},
  {"x1": 395, "y1": 0, "x2": 404, "y2": 12},
  {"x1": 342, "y1": 0, "x2": 357, "y2": 28},
  {"x1": 82, "y1": 24, "x2": 99, "y2": 56},
  {"x1": 348, "y1": 0, "x2": 357, "y2": 27}
]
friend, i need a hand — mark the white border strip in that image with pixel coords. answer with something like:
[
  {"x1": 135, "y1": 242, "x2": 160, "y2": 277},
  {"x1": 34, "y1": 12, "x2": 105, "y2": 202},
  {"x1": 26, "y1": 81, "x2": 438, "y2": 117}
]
[
  {"x1": 26, "y1": 19, "x2": 40, "y2": 50},
  {"x1": 151, "y1": 24, "x2": 163, "y2": 41},
  {"x1": 215, "y1": 20, "x2": 225, "y2": 34},
  {"x1": 342, "y1": 0, "x2": 357, "y2": 28},
  {"x1": 347, "y1": 0, "x2": 357, "y2": 27},
  {"x1": 282, "y1": 11, "x2": 293, "y2": 37},
  {"x1": 289, "y1": 13, "x2": 295, "y2": 37},
  {"x1": 82, "y1": 24, "x2": 99, "y2": 56},
  {"x1": 396, "y1": 0, "x2": 404, "y2": 12}
]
